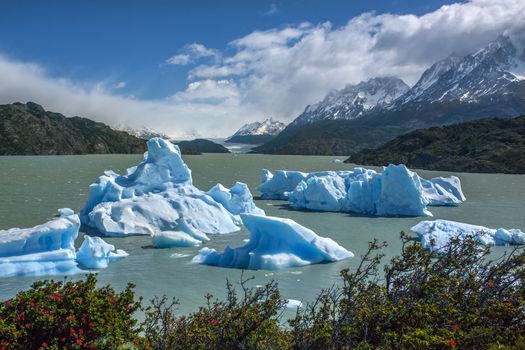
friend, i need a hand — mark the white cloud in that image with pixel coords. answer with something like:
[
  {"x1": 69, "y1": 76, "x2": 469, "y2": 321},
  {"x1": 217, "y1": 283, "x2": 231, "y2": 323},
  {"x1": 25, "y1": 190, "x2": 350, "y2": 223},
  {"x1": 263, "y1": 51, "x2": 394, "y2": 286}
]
[
  {"x1": 166, "y1": 43, "x2": 221, "y2": 66},
  {"x1": 1, "y1": 0, "x2": 524, "y2": 138},
  {"x1": 187, "y1": 0, "x2": 525, "y2": 121},
  {"x1": 173, "y1": 79, "x2": 239, "y2": 103},
  {"x1": 0, "y1": 55, "x2": 265, "y2": 139},
  {"x1": 264, "y1": 3, "x2": 279, "y2": 16},
  {"x1": 115, "y1": 81, "x2": 127, "y2": 89}
]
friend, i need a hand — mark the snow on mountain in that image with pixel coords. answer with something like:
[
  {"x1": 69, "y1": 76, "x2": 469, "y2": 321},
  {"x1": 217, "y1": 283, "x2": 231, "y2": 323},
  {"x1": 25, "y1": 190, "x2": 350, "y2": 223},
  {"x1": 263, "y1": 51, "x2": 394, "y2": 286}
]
[
  {"x1": 397, "y1": 34, "x2": 525, "y2": 105},
  {"x1": 231, "y1": 118, "x2": 286, "y2": 137},
  {"x1": 119, "y1": 125, "x2": 172, "y2": 140},
  {"x1": 289, "y1": 77, "x2": 410, "y2": 128}
]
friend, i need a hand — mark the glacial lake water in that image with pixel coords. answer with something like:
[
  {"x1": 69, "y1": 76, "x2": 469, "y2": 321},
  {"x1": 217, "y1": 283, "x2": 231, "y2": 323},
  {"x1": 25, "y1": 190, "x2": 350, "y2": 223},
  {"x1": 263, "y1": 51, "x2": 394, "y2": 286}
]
[{"x1": 0, "y1": 154, "x2": 524, "y2": 315}]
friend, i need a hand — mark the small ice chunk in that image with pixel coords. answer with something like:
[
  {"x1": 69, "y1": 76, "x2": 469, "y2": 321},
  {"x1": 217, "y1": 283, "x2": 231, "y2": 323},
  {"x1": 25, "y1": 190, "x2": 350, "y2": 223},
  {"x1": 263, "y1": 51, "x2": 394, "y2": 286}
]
[
  {"x1": 152, "y1": 231, "x2": 202, "y2": 248},
  {"x1": 285, "y1": 299, "x2": 303, "y2": 308},
  {"x1": 76, "y1": 235, "x2": 128, "y2": 269},
  {"x1": 57, "y1": 208, "x2": 75, "y2": 217},
  {"x1": 411, "y1": 219, "x2": 525, "y2": 251},
  {"x1": 207, "y1": 182, "x2": 265, "y2": 216},
  {"x1": 151, "y1": 217, "x2": 210, "y2": 248}
]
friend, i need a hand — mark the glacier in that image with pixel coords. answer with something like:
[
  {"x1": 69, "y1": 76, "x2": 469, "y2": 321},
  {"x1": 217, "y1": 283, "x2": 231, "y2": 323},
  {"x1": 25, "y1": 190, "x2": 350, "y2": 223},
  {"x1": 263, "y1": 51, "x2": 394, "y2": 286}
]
[
  {"x1": 80, "y1": 138, "x2": 263, "y2": 237},
  {"x1": 0, "y1": 210, "x2": 128, "y2": 278},
  {"x1": 411, "y1": 219, "x2": 525, "y2": 251},
  {"x1": 192, "y1": 214, "x2": 353, "y2": 270},
  {"x1": 259, "y1": 165, "x2": 465, "y2": 217}
]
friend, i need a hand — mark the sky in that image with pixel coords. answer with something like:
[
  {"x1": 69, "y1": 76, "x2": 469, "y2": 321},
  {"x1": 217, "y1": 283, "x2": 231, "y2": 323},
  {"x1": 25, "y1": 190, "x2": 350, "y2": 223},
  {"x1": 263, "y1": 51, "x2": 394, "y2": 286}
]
[{"x1": 0, "y1": 0, "x2": 524, "y2": 138}]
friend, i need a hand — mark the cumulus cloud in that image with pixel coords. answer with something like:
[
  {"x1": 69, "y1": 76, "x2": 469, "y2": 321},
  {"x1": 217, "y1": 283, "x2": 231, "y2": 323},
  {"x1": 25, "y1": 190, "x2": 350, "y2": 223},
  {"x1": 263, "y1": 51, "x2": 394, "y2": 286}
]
[
  {"x1": 1, "y1": 0, "x2": 524, "y2": 138},
  {"x1": 0, "y1": 55, "x2": 264, "y2": 139},
  {"x1": 188, "y1": 0, "x2": 525, "y2": 120},
  {"x1": 166, "y1": 43, "x2": 221, "y2": 66}
]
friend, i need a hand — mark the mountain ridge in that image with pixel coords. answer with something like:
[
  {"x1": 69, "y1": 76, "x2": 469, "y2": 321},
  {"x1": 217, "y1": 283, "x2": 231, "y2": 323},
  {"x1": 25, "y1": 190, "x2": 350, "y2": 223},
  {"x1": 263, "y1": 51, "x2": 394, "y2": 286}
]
[
  {"x1": 255, "y1": 33, "x2": 525, "y2": 155},
  {"x1": 0, "y1": 102, "x2": 147, "y2": 155},
  {"x1": 346, "y1": 116, "x2": 525, "y2": 174},
  {"x1": 226, "y1": 118, "x2": 286, "y2": 144}
]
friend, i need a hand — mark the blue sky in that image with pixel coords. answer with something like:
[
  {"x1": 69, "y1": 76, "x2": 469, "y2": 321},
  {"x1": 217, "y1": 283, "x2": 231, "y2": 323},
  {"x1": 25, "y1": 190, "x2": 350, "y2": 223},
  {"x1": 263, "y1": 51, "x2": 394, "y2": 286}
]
[
  {"x1": 0, "y1": 0, "x2": 459, "y2": 99},
  {"x1": 0, "y1": 0, "x2": 523, "y2": 137}
]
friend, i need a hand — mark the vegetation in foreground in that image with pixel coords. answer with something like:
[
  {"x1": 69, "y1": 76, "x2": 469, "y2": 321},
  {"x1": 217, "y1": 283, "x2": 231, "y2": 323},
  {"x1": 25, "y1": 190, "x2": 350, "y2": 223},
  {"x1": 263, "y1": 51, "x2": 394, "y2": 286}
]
[{"x1": 1, "y1": 234, "x2": 524, "y2": 349}]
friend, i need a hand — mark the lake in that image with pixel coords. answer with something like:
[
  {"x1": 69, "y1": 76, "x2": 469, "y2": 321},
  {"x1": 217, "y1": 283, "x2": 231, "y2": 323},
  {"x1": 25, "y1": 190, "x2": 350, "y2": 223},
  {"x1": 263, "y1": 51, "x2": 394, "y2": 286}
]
[{"x1": 0, "y1": 154, "x2": 524, "y2": 314}]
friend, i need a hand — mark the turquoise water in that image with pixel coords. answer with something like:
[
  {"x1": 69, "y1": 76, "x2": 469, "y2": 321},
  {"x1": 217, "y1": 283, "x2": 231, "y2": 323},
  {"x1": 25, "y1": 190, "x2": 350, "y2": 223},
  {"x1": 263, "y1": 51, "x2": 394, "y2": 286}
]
[{"x1": 0, "y1": 154, "x2": 524, "y2": 314}]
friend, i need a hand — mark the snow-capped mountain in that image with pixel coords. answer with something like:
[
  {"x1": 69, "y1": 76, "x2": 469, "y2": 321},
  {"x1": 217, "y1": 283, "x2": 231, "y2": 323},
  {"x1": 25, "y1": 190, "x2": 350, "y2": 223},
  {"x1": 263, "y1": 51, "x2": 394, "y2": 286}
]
[
  {"x1": 257, "y1": 33, "x2": 525, "y2": 155},
  {"x1": 118, "y1": 126, "x2": 172, "y2": 140},
  {"x1": 396, "y1": 34, "x2": 525, "y2": 106},
  {"x1": 231, "y1": 118, "x2": 286, "y2": 137},
  {"x1": 226, "y1": 118, "x2": 286, "y2": 144},
  {"x1": 289, "y1": 77, "x2": 410, "y2": 128}
]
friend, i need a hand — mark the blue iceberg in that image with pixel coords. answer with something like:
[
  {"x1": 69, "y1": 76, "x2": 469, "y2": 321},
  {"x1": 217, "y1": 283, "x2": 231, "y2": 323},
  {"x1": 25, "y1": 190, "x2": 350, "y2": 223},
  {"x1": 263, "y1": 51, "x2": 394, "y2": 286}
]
[
  {"x1": 192, "y1": 214, "x2": 353, "y2": 270},
  {"x1": 261, "y1": 165, "x2": 465, "y2": 217},
  {"x1": 76, "y1": 235, "x2": 129, "y2": 269},
  {"x1": 0, "y1": 212, "x2": 81, "y2": 277},
  {"x1": 0, "y1": 210, "x2": 128, "y2": 277},
  {"x1": 151, "y1": 217, "x2": 210, "y2": 248},
  {"x1": 411, "y1": 219, "x2": 525, "y2": 251},
  {"x1": 207, "y1": 182, "x2": 265, "y2": 216},
  {"x1": 80, "y1": 138, "x2": 263, "y2": 237}
]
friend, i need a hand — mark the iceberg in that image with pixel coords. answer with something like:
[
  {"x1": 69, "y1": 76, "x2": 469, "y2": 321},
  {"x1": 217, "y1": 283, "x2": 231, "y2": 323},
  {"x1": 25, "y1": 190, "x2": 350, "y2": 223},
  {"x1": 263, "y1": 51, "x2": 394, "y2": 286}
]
[
  {"x1": 207, "y1": 182, "x2": 265, "y2": 216},
  {"x1": 192, "y1": 214, "x2": 353, "y2": 270},
  {"x1": 262, "y1": 165, "x2": 465, "y2": 217},
  {"x1": 0, "y1": 210, "x2": 129, "y2": 277},
  {"x1": 151, "y1": 217, "x2": 210, "y2": 248},
  {"x1": 257, "y1": 169, "x2": 307, "y2": 200},
  {"x1": 76, "y1": 235, "x2": 129, "y2": 269},
  {"x1": 80, "y1": 138, "x2": 262, "y2": 236},
  {"x1": 0, "y1": 213, "x2": 81, "y2": 278},
  {"x1": 411, "y1": 219, "x2": 525, "y2": 251}
]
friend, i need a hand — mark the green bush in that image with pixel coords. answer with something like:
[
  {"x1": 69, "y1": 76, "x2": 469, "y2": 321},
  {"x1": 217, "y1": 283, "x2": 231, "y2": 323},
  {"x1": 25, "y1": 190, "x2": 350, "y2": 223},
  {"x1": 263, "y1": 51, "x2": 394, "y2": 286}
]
[
  {"x1": 290, "y1": 233, "x2": 525, "y2": 349},
  {"x1": 1, "y1": 234, "x2": 524, "y2": 349},
  {"x1": 142, "y1": 273, "x2": 289, "y2": 350},
  {"x1": 0, "y1": 274, "x2": 142, "y2": 349}
]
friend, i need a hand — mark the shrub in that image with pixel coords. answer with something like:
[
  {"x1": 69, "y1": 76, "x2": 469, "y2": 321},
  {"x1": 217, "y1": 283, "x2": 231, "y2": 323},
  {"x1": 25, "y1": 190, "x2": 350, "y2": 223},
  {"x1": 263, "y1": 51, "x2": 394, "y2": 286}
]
[
  {"x1": 0, "y1": 274, "x2": 142, "y2": 349},
  {"x1": 290, "y1": 232, "x2": 525, "y2": 349},
  {"x1": 142, "y1": 273, "x2": 290, "y2": 350},
  {"x1": 1, "y1": 233, "x2": 524, "y2": 350}
]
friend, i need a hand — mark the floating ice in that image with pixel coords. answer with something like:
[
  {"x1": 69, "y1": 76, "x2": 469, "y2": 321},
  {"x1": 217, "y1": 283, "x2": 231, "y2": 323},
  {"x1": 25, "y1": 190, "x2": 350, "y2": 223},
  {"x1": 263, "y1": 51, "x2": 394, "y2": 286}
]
[
  {"x1": 207, "y1": 182, "x2": 265, "y2": 216},
  {"x1": 80, "y1": 138, "x2": 262, "y2": 236},
  {"x1": 57, "y1": 208, "x2": 75, "y2": 217},
  {"x1": 411, "y1": 219, "x2": 525, "y2": 251},
  {"x1": 192, "y1": 214, "x2": 353, "y2": 270},
  {"x1": 151, "y1": 218, "x2": 209, "y2": 248},
  {"x1": 0, "y1": 211, "x2": 128, "y2": 278},
  {"x1": 76, "y1": 235, "x2": 128, "y2": 269},
  {"x1": 285, "y1": 299, "x2": 303, "y2": 308},
  {"x1": 0, "y1": 214, "x2": 80, "y2": 278},
  {"x1": 261, "y1": 165, "x2": 465, "y2": 217},
  {"x1": 257, "y1": 169, "x2": 307, "y2": 200}
]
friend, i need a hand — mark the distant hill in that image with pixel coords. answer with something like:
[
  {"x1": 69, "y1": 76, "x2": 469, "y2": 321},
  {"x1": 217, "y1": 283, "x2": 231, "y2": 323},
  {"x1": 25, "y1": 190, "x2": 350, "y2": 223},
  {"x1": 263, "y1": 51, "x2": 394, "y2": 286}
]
[
  {"x1": 0, "y1": 102, "x2": 146, "y2": 155},
  {"x1": 175, "y1": 139, "x2": 230, "y2": 154},
  {"x1": 256, "y1": 34, "x2": 525, "y2": 155},
  {"x1": 226, "y1": 118, "x2": 286, "y2": 144},
  {"x1": 346, "y1": 116, "x2": 525, "y2": 174},
  {"x1": 253, "y1": 121, "x2": 407, "y2": 155}
]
